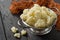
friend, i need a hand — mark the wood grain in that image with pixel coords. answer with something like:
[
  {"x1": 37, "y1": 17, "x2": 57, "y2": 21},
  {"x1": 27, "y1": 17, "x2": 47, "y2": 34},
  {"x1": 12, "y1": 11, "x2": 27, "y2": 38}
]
[{"x1": 0, "y1": 11, "x2": 6, "y2": 40}]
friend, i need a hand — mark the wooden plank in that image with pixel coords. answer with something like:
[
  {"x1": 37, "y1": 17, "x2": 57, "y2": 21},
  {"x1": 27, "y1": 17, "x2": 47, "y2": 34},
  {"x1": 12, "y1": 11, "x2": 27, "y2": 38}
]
[
  {"x1": 1, "y1": 0, "x2": 28, "y2": 40},
  {"x1": 0, "y1": 11, "x2": 6, "y2": 40},
  {"x1": 1, "y1": 0, "x2": 60, "y2": 40}
]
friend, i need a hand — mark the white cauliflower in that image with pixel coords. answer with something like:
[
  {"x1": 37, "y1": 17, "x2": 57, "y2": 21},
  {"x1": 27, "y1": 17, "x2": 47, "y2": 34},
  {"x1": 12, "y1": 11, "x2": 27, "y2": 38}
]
[
  {"x1": 14, "y1": 33, "x2": 20, "y2": 38},
  {"x1": 21, "y1": 30, "x2": 27, "y2": 35},
  {"x1": 11, "y1": 26, "x2": 18, "y2": 33},
  {"x1": 20, "y1": 4, "x2": 57, "y2": 28}
]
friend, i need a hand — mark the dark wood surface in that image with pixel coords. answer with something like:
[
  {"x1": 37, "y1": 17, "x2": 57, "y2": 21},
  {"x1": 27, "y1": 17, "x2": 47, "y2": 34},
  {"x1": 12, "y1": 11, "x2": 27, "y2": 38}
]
[
  {"x1": 0, "y1": 0, "x2": 60, "y2": 40},
  {"x1": 0, "y1": 12, "x2": 6, "y2": 40}
]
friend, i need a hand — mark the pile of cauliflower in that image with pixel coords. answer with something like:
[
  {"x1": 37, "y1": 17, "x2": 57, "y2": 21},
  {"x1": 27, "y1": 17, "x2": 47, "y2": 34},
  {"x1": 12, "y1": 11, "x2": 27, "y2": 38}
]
[{"x1": 20, "y1": 4, "x2": 57, "y2": 28}]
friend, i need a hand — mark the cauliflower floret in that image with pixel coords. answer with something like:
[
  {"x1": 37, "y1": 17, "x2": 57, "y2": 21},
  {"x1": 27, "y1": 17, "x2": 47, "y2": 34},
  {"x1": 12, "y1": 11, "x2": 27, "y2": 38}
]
[
  {"x1": 21, "y1": 30, "x2": 27, "y2": 35},
  {"x1": 20, "y1": 14, "x2": 27, "y2": 21},
  {"x1": 11, "y1": 26, "x2": 18, "y2": 33},
  {"x1": 25, "y1": 16, "x2": 36, "y2": 26},
  {"x1": 41, "y1": 10, "x2": 48, "y2": 19},
  {"x1": 14, "y1": 33, "x2": 20, "y2": 38},
  {"x1": 20, "y1": 9, "x2": 29, "y2": 21},
  {"x1": 47, "y1": 16, "x2": 51, "y2": 24},
  {"x1": 34, "y1": 19, "x2": 46, "y2": 28},
  {"x1": 34, "y1": 10, "x2": 41, "y2": 19},
  {"x1": 23, "y1": 9, "x2": 29, "y2": 14}
]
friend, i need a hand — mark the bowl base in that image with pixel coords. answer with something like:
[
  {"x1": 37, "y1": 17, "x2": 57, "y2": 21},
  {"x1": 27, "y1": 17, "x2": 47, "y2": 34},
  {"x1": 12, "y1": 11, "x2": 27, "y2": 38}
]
[{"x1": 29, "y1": 27, "x2": 52, "y2": 35}]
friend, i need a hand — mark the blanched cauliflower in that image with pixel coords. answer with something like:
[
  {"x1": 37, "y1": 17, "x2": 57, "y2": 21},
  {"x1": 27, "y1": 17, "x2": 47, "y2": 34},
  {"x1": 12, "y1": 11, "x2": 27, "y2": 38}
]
[
  {"x1": 21, "y1": 30, "x2": 27, "y2": 35},
  {"x1": 14, "y1": 33, "x2": 20, "y2": 38},
  {"x1": 11, "y1": 26, "x2": 18, "y2": 33},
  {"x1": 20, "y1": 4, "x2": 57, "y2": 28}
]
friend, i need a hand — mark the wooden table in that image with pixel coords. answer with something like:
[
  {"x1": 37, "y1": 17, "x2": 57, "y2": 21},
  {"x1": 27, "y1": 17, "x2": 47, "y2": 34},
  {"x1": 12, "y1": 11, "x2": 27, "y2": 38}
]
[{"x1": 0, "y1": 0, "x2": 60, "y2": 40}]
